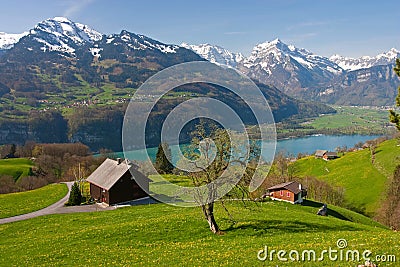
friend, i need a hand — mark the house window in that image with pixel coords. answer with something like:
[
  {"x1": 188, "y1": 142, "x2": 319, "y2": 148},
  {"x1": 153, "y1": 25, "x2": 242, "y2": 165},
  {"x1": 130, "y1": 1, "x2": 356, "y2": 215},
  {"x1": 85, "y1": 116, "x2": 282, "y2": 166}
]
[
  {"x1": 287, "y1": 191, "x2": 290, "y2": 197},
  {"x1": 280, "y1": 190, "x2": 283, "y2": 196}
]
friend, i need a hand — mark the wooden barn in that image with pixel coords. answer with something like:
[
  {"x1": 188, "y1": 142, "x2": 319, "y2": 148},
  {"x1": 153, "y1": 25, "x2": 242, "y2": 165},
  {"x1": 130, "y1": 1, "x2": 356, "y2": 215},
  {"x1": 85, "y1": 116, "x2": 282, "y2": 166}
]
[
  {"x1": 86, "y1": 158, "x2": 151, "y2": 205},
  {"x1": 315, "y1": 150, "x2": 327, "y2": 158},
  {"x1": 267, "y1": 181, "x2": 307, "y2": 204}
]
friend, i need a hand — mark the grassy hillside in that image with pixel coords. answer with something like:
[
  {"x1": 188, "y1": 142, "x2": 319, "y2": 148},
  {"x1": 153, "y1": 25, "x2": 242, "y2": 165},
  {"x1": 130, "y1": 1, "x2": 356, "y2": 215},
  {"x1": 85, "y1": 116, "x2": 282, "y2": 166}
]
[
  {"x1": 0, "y1": 158, "x2": 33, "y2": 181},
  {"x1": 292, "y1": 139, "x2": 400, "y2": 216},
  {"x1": 373, "y1": 139, "x2": 400, "y2": 177},
  {"x1": 0, "y1": 200, "x2": 397, "y2": 266},
  {"x1": 0, "y1": 183, "x2": 68, "y2": 219}
]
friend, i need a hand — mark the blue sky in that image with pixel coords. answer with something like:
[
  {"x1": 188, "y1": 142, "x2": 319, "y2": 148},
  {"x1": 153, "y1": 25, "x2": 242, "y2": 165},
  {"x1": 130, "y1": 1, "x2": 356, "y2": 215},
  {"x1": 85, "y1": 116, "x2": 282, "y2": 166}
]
[{"x1": 0, "y1": 0, "x2": 399, "y2": 57}]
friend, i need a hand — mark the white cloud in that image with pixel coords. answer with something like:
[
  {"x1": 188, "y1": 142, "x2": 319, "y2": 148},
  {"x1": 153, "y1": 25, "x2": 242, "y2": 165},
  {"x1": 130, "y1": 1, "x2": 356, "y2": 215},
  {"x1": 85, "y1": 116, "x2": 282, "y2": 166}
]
[{"x1": 63, "y1": 0, "x2": 95, "y2": 18}]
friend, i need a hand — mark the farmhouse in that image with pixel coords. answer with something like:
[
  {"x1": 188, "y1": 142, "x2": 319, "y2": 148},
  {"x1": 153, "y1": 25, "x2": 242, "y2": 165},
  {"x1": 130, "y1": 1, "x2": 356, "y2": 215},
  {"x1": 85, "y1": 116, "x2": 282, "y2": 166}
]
[
  {"x1": 315, "y1": 150, "x2": 339, "y2": 161},
  {"x1": 86, "y1": 158, "x2": 151, "y2": 205},
  {"x1": 267, "y1": 181, "x2": 307, "y2": 204},
  {"x1": 325, "y1": 152, "x2": 338, "y2": 160}
]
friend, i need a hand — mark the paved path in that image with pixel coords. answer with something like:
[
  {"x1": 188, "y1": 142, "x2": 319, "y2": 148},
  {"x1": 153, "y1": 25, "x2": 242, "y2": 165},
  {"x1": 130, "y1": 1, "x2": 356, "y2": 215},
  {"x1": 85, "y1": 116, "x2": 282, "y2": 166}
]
[{"x1": 0, "y1": 182, "x2": 114, "y2": 225}]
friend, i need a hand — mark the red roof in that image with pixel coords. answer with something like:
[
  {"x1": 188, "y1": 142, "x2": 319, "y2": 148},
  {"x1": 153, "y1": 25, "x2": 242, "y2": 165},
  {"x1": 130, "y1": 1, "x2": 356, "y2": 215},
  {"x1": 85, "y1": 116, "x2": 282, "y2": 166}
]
[{"x1": 267, "y1": 181, "x2": 303, "y2": 194}]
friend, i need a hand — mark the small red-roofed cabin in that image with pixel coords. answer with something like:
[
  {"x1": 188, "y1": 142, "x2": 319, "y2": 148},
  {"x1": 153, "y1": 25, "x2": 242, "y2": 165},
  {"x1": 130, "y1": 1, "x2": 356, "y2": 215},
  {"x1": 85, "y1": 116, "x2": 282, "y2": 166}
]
[{"x1": 267, "y1": 181, "x2": 307, "y2": 204}]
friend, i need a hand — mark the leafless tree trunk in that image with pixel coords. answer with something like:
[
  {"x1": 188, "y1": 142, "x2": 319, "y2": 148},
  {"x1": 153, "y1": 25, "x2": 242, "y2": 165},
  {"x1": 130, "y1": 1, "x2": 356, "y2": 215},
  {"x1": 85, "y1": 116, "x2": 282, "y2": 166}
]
[{"x1": 202, "y1": 203, "x2": 220, "y2": 234}]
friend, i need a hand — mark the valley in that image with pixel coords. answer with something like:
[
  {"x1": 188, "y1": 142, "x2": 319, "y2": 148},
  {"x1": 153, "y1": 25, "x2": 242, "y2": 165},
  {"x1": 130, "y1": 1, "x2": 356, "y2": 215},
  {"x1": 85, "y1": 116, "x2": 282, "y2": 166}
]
[
  {"x1": 0, "y1": 12, "x2": 399, "y2": 267},
  {"x1": 0, "y1": 17, "x2": 398, "y2": 151}
]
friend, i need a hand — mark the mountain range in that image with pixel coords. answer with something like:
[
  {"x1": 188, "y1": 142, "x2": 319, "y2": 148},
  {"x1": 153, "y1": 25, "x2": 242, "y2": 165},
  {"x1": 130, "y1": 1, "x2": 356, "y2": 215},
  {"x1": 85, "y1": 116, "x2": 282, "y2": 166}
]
[
  {"x1": 184, "y1": 41, "x2": 400, "y2": 106},
  {"x1": 0, "y1": 17, "x2": 335, "y2": 150},
  {"x1": 1, "y1": 17, "x2": 399, "y2": 106}
]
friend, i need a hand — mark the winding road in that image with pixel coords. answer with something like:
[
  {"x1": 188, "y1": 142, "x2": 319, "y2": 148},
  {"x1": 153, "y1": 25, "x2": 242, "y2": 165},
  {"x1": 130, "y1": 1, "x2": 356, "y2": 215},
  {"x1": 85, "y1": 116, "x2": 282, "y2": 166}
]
[{"x1": 0, "y1": 182, "x2": 114, "y2": 225}]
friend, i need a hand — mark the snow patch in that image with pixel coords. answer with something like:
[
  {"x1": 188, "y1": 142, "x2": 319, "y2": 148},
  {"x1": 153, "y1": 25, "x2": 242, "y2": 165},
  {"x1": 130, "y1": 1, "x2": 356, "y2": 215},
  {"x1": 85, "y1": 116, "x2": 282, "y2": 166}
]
[
  {"x1": 90, "y1": 47, "x2": 102, "y2": 57},
  {"x1": 0, "y1": 32, "x2": 29, "y2": 49}
]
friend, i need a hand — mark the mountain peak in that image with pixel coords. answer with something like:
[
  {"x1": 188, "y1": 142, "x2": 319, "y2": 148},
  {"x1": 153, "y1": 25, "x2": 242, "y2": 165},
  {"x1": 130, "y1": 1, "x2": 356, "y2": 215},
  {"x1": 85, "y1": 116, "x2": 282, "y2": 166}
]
[
  {"x1": 51, "y1": 16, "x2": 71, "y2": 23},
  {"x1": 256, "y1": 38, "x2": 287, "y2": 49},
  {"x1": 181, "y1": 43, "x2": 244, "y2": 67},
  {"x1": 16, "y1": 17, "x2": 103, "y2": 55},
  {"x1": 270, "y1": 38, "x2": 282, "y2": 44},
  {"x1": 33, "y1": 17, "x2": 102, "y2": 43},
  {"x1": 107, "y1": 30, "x2": 179, "y2": 54}
]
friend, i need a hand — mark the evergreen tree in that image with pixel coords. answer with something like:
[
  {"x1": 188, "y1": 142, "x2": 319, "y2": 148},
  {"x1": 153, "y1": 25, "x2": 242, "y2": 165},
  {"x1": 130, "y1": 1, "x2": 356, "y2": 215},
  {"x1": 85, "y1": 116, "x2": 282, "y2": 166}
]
[
  {"x1": 389, "y1": 58, "x2": 400, "y2": 131},
  {"x1": 155, "y1": 142, "x2": 174, "y2": 174},
  {"x1": 67, "y1": 182, "x2": 82, "y2": 206}
]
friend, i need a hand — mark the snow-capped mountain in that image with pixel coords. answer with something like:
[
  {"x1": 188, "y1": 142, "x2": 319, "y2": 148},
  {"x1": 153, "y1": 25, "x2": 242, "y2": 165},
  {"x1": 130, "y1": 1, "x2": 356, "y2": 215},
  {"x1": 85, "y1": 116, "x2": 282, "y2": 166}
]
[
  {"x1": 185, "y1": 39, "x2": 399, "y2": 105},
  {"x1": 0, "y1": 32, "x2": 28, "y2": 50},
  {"x1": 243, "y1": 38, "x2": 343, "y2": 75},
  {"x1": 27, "y1": 16, "x2": 102, "y2": 54},
  {"x1": 181, "y1": 43, "x2": 244, "y2": 67},
  {"x1": 1, "y1": 16, "x2": 399, "y2": 106},
  {"x1": 6, "y1": 17, "x2": 183, "y2": 58},
  {"x1": 103, "y1": 30, "x2": 180, "y2": 55},
  {"x1": 182, "y1": 39, "x2": 345, "y2": 95},
  {"x1": 330, "y1": 48, "x2": 400, "y2": 71},
  {"x1": 236, "y1": 39, "x2": 343, "y2": 95}
]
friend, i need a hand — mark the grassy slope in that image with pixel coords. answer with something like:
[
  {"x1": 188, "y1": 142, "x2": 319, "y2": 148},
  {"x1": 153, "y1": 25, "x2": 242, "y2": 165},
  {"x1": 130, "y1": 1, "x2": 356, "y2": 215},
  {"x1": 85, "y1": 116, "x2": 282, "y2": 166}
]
[
  {"x1": 0, "y1": 183, "x2": 68, "y2": 219},
  {"x1": 0, "y1": 201, "x2": 397, "y2": 266},
  {"x1": 373, "y1": 139, "x2": 400, "y2": 177},
  {"x1": 0, "y1": 158, "x2": 33, "y2": 181},
  {"x1": 293, "y1": 139, "x2": 400, "y2": 216}
]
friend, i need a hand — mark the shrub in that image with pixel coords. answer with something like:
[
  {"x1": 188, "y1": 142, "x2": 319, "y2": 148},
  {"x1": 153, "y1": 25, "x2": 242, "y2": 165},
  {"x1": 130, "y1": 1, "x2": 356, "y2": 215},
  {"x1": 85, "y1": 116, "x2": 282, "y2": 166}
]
[{"x1": 66, "y1": 182, "x2": 82, "y2": 206}]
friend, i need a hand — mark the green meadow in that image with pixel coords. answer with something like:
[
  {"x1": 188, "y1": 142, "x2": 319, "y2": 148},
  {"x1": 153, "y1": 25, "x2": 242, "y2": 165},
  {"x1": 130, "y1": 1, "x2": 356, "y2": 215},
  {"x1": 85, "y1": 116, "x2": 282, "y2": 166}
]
[
  {"x1": 0, "y1": 183, "x2": 67, "y2": 219},
  {"x1": 308, "y1": 106, "x2": 390, "y2": 132},
  {"x1": 0, "y1": 199, "x2": 398, "y2": 266},
  {"x1": 0, "y1": 158, "x2": 34, "y2": 181}
]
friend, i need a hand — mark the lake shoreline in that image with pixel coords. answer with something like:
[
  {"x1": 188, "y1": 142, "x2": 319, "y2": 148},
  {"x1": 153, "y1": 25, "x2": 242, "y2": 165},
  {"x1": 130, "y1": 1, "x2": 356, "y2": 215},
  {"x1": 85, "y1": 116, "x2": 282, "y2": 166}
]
[{"x1": 113, "y1": 134, "x2": 385, "y2": 161}]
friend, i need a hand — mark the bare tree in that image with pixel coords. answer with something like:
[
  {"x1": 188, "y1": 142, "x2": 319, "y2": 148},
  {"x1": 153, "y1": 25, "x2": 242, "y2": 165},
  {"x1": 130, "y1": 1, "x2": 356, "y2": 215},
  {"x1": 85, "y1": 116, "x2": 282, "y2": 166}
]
[
  {"x1": 0, "y1": 175, "x2": 17, "y2": 193},
  {"x1": 184, "y1": 121, "x2": 260, "y2": 234}
]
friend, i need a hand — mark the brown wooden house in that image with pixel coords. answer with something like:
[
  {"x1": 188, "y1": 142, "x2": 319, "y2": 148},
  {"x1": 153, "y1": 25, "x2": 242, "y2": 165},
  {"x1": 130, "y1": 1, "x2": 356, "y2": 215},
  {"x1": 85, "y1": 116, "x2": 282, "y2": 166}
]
[
  {"x1": 324, "y1": 152, "x2": 338, "y2": 160},
  {"x1": 86, "y1": 158, "x2": 151, "y2": 205},
  {"x1": 267, "y1": 181, "x2": 307, "y2": 204}
]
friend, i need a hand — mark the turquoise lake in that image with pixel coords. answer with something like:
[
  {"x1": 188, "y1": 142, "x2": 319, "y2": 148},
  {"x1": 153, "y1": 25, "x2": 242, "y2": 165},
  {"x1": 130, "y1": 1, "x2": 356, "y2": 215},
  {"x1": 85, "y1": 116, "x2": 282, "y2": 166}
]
[{"x1": 118, "y1": 134, "x2": 381, "y2": 162}]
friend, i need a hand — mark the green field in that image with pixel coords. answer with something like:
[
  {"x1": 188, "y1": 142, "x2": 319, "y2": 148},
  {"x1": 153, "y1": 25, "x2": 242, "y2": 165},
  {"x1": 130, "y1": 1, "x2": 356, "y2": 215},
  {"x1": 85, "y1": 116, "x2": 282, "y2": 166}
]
[
  {"x1": 292, "y1": 139, "x2": 400, "y2": 216},
  {"x1": 0, "y1": 183, "x2": 68, "y2": 219},
  {"x1": 0, "y1": 158, "x2": 34, "y2": 181},
  {"x1": 0, "y1": 200, "x2": 397, "y2": 266},
  {"x1": 278, "y1": 105, "x2": 394, "y2": 137},
  {"x1": 308, "y1": 106, "x2": 390, "y2": 132}
]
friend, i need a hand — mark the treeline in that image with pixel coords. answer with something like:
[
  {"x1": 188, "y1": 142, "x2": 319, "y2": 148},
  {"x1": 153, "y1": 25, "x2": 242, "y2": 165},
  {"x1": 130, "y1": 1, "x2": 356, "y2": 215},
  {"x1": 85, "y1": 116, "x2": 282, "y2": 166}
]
[
  {"x1": 0, "y1": 106, "x2": 125, "y2": 151},
  {"x1": 0, "y1": 142, "x2": 108, "y2": 194},
  {"x1": 375, "y1": 165, "x2": 400, "y2": 230}
]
